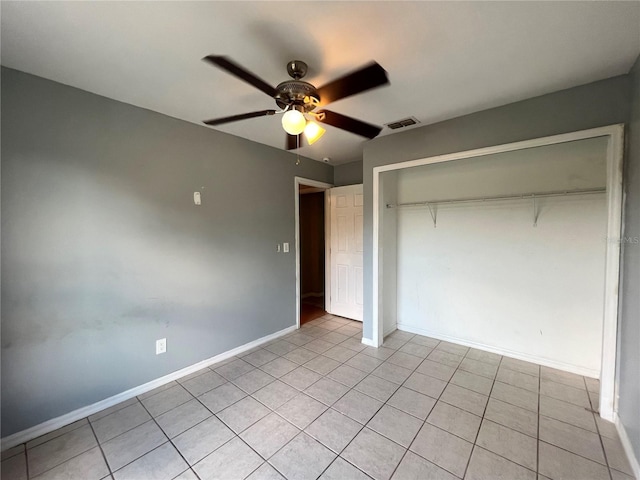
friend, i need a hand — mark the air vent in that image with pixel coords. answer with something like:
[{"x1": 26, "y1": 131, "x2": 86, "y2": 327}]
[{"x1": 385, "y1": 117, "x2": 420, "y2": 130}]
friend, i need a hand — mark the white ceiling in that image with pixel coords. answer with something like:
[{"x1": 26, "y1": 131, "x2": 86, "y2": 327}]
[{"x1": 2, "y1": 1, "x2": 639, "y2": 165}]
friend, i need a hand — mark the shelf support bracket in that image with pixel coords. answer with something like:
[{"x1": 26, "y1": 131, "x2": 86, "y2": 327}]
[
  {"x1": 427, "y1": 203, "x2": 437, "y2": 228},
  {"x1": 532, "y1": 195, "x2": 539, "y2": 227}
]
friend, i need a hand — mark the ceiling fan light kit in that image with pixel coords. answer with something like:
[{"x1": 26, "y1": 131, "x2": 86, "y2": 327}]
[
  {"x1": 304, "y1": 121, "x2": 326, "y2": 145},
  {"x1": 281, "y1": 108, "x2": 306, "y2": 135},
  {"x1": 202, "y1": 56, "x2": 390, "y2": 152}
]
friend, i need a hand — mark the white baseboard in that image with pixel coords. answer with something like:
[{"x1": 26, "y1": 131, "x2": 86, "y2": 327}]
[
  {"x1": 1, "y1": 325, "x2": 297, "y2": 452},
  {"x1": 396, "y1": 323, "x2": 600, "y2": 378},
  {"x1": 361, "y1": 337, "x2": 377, "y2": 347},
  {"x1": 615, "y1": 414, "x2": 640, "y2": 479},
  {"x1": 383, "y1": 323, "x2": 397, "y2": 337}
]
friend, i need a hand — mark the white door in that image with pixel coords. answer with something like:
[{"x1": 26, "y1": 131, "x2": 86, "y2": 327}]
[{"x1": 329, "y1": 185, "x2": 364, "y2": 321}]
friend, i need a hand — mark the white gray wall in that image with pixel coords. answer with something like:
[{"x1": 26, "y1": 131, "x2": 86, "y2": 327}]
[
  {"x1": 0, "y1": 67, "x2": 332, "y2": 436},
  {"x1": 618, "y1": 54, "x2": 640, "y2": 468},
  {"x1": 393, "y1": 139, "x2": 608, "y2": 376},
  {"x1": 379, "y1": 170, "x2": 398, "y2": 337}
]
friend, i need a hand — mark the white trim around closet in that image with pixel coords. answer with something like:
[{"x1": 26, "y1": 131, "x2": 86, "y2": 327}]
[{"x1": 372, "y1": 124, "x2": 625, "y2": 422}]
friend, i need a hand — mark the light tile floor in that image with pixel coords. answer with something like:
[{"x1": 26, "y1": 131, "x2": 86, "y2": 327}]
[{"x1": 2, "y1": 316, "x2": 636, "y2": 480}]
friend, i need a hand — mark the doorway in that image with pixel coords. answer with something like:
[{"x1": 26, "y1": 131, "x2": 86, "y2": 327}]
[
  {"x1": 294, "y1": 177, "x2": 332, "y2": 328},
  {"x1": 299, "y1": 184, "x2": 327, "y2": 324}
]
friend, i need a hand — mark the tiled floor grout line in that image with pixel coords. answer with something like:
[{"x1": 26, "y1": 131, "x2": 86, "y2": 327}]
[
  {"x1": 235, "y1": 319, "x2": 367, "y2": 478},
  {"x1": 490, "y1": 364, "x2": 621, "y2": 476},
  {"x1": 85, "y1": 400, "x2": 156, "y2": 450},
  {"x1": 536, "y1": 401, "x2": 603, "y2": 434},
  {"x1": 391, "y1": 336, "x2": 512, "y2": 478},
  {"x1": 418, "y1": 346, "x2": 598, "y2": 478},
  {"x1": 22, "y1": 418, "x2": 89, "y2": 451},
  {"x1": 587, "y1": 375, "x2": 615, "y2": 480},
  {"x1": 475, "y1": 361, "x2": 618, "y2": 477},
  {"x1": 462, "y1": 353, "x2": 505, "y2": 479},
  {"x1": 24, "y1": 436, "x2": 98, "y2": 479},
  {"x1": 281, "y1": 331, "x2": 508, "y2": 480},
  {"x1": 233, "y1": 419, "x2": 292, "y2": 480},
  {"x1": 115, "y1": 408, "x2": 170, "y2": 473},
  {"x1": 192, "y1": 435, "x2": 240, "y2": 478},
  {"x1": 245, "y1": 327, "x2": 408, "y2": 479},
  {"x1": 537, "y1": 438, "x2": 615, "y2": 475},
  {"x1": 173, "y1": 468, "x2": 197, "y2": 480},
  {"x1": 537, "y1": 376, "x2": 620, "y2": 472},
  {"x1": 253, "y1": 325, "x2": 372, "y2": 479},
  {"x1": 374, "y1": 335, "x2": 497, "y2": 477},
  {"x1": 24, "y1": 441, "x2": 31, "y2": 480},
  {"x1": 136, "y1": 398, "x2": 205, "y2": 480},
  {"x1": 538, "y1": 436, "x2": 618, "y2": 472},
  {"x1": 86, "y1": 419, "x2": 114, "y2": 480},
  {"x1": 537, "y1": 363, "x2": 542, "y2": 476},
  {"x1": 98, "y1": 380, "x2": 208, "y2": 476},
  {"x1": 1, "y1": 446, "x2": 24, "y2": 462},
  {"x1": 317, "y1": 332, "x2": 430, "y2": 480},
  {"x1": 385, "y1": 337, "x2": 451, "y2": 480},
  {"x1": 320, "y1": 403, "x2": 394, "y2": 479},
  {"x1": 258, "y1": 334, "x2": 391, "y2": 479}
]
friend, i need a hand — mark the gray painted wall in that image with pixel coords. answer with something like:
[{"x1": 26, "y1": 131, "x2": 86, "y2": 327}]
[
  {"x1": 0, "y1": 67, "x2": 332, "y2": 436},
  {"x1": 333, "y1": 160, "x2": 363, "y2": 186},
  {"x1": 618, "y1": 54, "x2": 640, "y2": 466}
]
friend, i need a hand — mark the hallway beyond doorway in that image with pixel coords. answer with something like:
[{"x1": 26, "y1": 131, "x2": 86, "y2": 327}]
[{"x1": 300, "y1": 296, "x2": 326, "y2": 325}]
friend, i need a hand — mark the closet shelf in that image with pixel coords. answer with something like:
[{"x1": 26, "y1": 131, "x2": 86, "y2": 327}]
[{"x1": 386, "y1": 187, "x2": 606, "y2": 228}]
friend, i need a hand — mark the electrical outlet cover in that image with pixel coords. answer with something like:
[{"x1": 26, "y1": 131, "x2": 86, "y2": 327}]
[{"x1": 156, "y1": 338, "x2": 167, "y2": 355}]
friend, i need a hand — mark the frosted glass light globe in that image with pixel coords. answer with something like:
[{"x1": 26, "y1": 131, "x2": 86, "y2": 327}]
[{"x1": 282, "y1": 110, "x2": 306, "y2": 135}]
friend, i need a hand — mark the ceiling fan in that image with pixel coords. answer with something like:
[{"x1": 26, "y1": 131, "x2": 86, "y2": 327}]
[{"x1": 202, "y1": 56, "x2": 390, "y2": 150}]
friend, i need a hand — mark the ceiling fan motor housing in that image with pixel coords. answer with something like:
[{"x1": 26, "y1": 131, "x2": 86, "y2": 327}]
[
  {"x1": 275, "y1": 80, "x2": 320, "y2": 112},
  {"x1": 274, "y1": 60, "x2": 320, "y2": 112}
]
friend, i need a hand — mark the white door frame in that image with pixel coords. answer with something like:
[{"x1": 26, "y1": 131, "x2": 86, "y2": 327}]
[
  {"x1": 372, "y1": 124, "x2": 624, "y2": 421},
  {"x1": 294, "y1": 176, "x2": 333, "y2": 328}
]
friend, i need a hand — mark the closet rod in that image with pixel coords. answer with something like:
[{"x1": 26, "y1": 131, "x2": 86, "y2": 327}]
[{"x1": 386, "y1": 187, "x2": 606, "y2": 209}]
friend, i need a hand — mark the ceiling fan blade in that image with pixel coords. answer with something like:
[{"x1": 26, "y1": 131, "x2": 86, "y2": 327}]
[
  {"x1": 315, "y1": 110, "x2": 382, "y2": 139},
  {"x1": 203, "y1": 110, "x2": 276, "y2": 126},
  {"x1": 286, "y1": 133, "x2": 304, "y2": 150},
  {"x1": 316, "y1": 62, "x2": 389, "y2": 105},
  {"x1": 203, "y1": 55, "x2": 278, "y2": 98}
]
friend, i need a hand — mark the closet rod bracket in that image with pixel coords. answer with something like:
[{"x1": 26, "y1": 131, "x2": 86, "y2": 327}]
[{"x1": 427, "y1": 203, "x2": 437, "y2": 228}]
